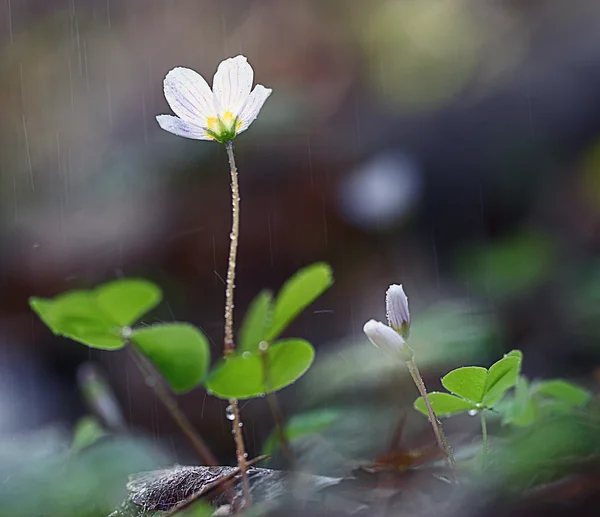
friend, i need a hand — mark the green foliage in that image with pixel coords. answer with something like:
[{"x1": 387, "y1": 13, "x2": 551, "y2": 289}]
[
  {"x1": 262, "y1": 409, "x2": 340, "y2": 456},
  {"x1": 131, "y1": 324, "x2": 211, "y2": 393},
  {"x1": 71, "y1": 417, "x2": 107, "y2": 453},
  {"x1": 497, "y1": 376, "x2": 591, "y2": 427},
  {"x1": 206, "y1": 339, "x2": 315, "y2": 399},
  {"x1": 533, "y1": 380, "x2": 591, "y2": 407},
  {"x1": 414, "y1": 392, "x2": 478, "y2": 417},
  {"x1": 265, "y1": 263, "x2": 333, "y2": 341},
  {"x1": 239, "y1": 290, "x2": 273, "y2": 352},
  {"x1": 414, "y1": 350, "x2": 522, "y2": 417},
  {"x1": 29, "y1": 279, "x2": 162, "y2": 350},
  {"x1": 0, "y1": 433, "x2": 164, "y2": 517},
  {"x1": 490, "y1": 414, "x2": 600, "y2": 488},
  {"x1": 484, "y1": 355, "x2": 521, "y2": 405},
  {"x1": 499, "y1": 377, "x2": 537, "y2": 427},
  {"x1": 95, "y1": 279, "x2": 162, "y2": 327},
  {"x1": 209, "y1": 263, "x2": 331, "y2": 400},
  {"x1": 30, "y1": 292, "x2": 125, "y2": 350},
  {"x1": 441, "y1": 366, "x2": 488, "y2": 403}
]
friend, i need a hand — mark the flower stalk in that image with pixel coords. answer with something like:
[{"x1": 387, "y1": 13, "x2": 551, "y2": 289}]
[
  {"x1": 364, "y1": 284, "x2": 456, "y2": 477},
  {"x1": 223, "y1": 141, "x2": 250, "y2": 508},
  {"x1": 406, "y1": 357, "x2": 456, "y2": 471},
  {"x1": 156, "y1": 54, "x2": 273, "y2": 509}
]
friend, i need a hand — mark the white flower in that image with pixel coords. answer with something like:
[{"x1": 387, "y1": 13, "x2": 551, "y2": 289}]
[
  {"x1": 156, "y1": 55, "x2": 272, "y2": 144},
  {"x1": 363, "y1": 319, "x2": 411, "y2": 359},
  {"x1": 386, "y1": 284, "x2": 410, "y2": 338}
]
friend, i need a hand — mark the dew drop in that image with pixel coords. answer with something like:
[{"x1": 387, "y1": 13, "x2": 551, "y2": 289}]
[
  {"x1": 225, "y1": 405, "x2": 235, "y2": 421},
  {"x1": 258, "y1": 341, "x2": 269, "y2": 351},
  {"x1": 121, "y1": 326, "x2": 133, "y2": 338},
  {"x1": 242, "y1": 351, "x2": 251, "y2": 358},
  {"x1": 243, "y1": 453, "x2": 248, "y2": 458},
  {"x1": 238, "y1": 422, "x2": 243, "y2": 428},
  {"x1": 468, "y1": 409, "x2": 478, "y2": 416}
]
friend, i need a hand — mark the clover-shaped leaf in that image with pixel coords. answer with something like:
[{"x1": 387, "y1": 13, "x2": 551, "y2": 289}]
[
  {"x1": 95, "y1": 279, "x2": 162, "y2": 327},
  {"x1": 483, "y1": 355, "x2": 521, "y2": 406},
  {"x1": 206, "y1": 339, "x2": 315, "y2": 399},
  {"x1": 414, "y1": 392, "x2": 478, "y2": 418},
  {"x1": 131, "y1": 323, "x2": 210, "y2": 393},
  {"x1": 533, "y1": 380, "x2": 591, "y2": 407},
  {"x1": 265, "y1": 263, "x2": 333, "y2": 342},
  {"x1": 30, "y1": 292, "x2": 124, "y2": 350},
  {"x1": 239, "y1": 290, "x2": 273, "y2": 353},
  {"x1": 29, "y1": 279, "x2": 163, "y2": 350},
  {"x1": 414, "y1": 350, "x2": 523, "y2": 420},
  {"x1": 442, "y1": 367, "x2": 488, "y2": 403}
]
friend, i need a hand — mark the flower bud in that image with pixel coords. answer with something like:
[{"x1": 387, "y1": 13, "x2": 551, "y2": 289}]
[
  {"x1": 386, "y1": 284, "x2": 410, "y2": 338},
  {"x1": 363, "y1": 319, "x2": 412, "y2": 360}
]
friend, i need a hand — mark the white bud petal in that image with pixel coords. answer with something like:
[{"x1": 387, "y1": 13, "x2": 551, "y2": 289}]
[
  {"x1": 386, "y1": 284, "x2": 410, "y2": 338},
  {"x1": 363, "y1": 319, "x2": 410, "y2": 359}
]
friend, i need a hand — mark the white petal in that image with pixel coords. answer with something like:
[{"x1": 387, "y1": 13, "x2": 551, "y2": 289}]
[
  {"x1": 156, "y1": 115, "x2": 213, "y2": 141},
  {"x1": 163, "y1": 67, "x2": 216, "y2": 124},
  {"x1": 212, "y1": 55, "x2": 253, "y2": 115},
  {"x1": 386, "y1": 284, "x2": 410, "y2": 337},
  {"x1": 236, "y1": 85, "x2": 272, "y2": 134}
]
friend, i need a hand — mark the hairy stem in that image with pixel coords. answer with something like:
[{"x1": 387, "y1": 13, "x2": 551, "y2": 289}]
[
  {"x1": 406, "y1": 358, "x2": 457, "y2": 473},
  {"x1": 128, "y1": 346, "x2": 217, "y2": 465},
  {"x1": 224, "y1": 141, "x2": 240, "y2": 355},
  {"x1": 223, "y1": 141, "x2": 250, "y2": 508}
]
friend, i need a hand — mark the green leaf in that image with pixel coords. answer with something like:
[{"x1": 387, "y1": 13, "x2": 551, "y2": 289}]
[
  {"x1": 71, "y1": 416, "x2": 107, "y2": 453},
  {"x1": 206, "y1": 353, "x2": 264, "y2": 399},
  {"x1": 503, "y1": 377, "x2": 537, "y2": 427},
  {"x1": 262, "y1": 409, "x2": 340, "y2": 456},
  {"x1": 131, "y1": 323, "x2": 210, "y2": 393},
  {"x1": 29, "y1": 278, "x2": 163, "y2": 351},
  {"x1": 30, "y1": 293, "x2": 125, "y2": 350},
  {"x1": 95, "y1": 278, "x2": 162, "y2": 327},
  {"x1": 483, "y1": 355, "x2": 520, "y2": 406},
  {"x1": 414, "y1": 392, "x2": 478, "y2": 418},
  {"x1": 239, "y1": 290, "x2": 273, "y2": 353},
  {"x1": 206, "y1": 339, "x2": 315, "y2": 399},
  {"x1": 505, "y1": 349, "x2": 523, "y2": 360},
  {"x1": 441, "y1": 366, "x2": 488, "y2": 403},
  {"x1": 266, "y1": 339, "x2": 315, "y2": 392},
  {"x1": 265, "y1": 263, "x2": 333, "y2": 341},
  {"x1": 534, "y1": 380, "x2": 591, "y2": 407}
]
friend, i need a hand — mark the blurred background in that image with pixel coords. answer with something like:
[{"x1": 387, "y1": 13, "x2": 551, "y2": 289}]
[{"x1": 3, "y1": 0, "x2": 600, "y2": 473}]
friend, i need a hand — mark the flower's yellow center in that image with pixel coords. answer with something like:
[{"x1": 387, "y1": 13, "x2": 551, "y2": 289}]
[
  {"x1": 206, "y1": 111, "x2": 243, "y2": 142},
  {"x1": 206, "y1": 116, "x2": 220, "y2": 133}
]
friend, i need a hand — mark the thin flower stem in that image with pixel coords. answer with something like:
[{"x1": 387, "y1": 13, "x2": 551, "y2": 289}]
[
  {"x1": 223, "y1": 140, "x2": 251, "y2": 508},
  {"x1": 480, "y1": 409, "x2": 488, "y2": 466},
  {"x1": 224, "y1": 140, "x2": 240, "y2": 355},
  {"x1": 406, "y1": 358, "x2": 457, "y2": 472},
  {"x1": 127, "y1": 345, "x2": 218, "y2": 465}
]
